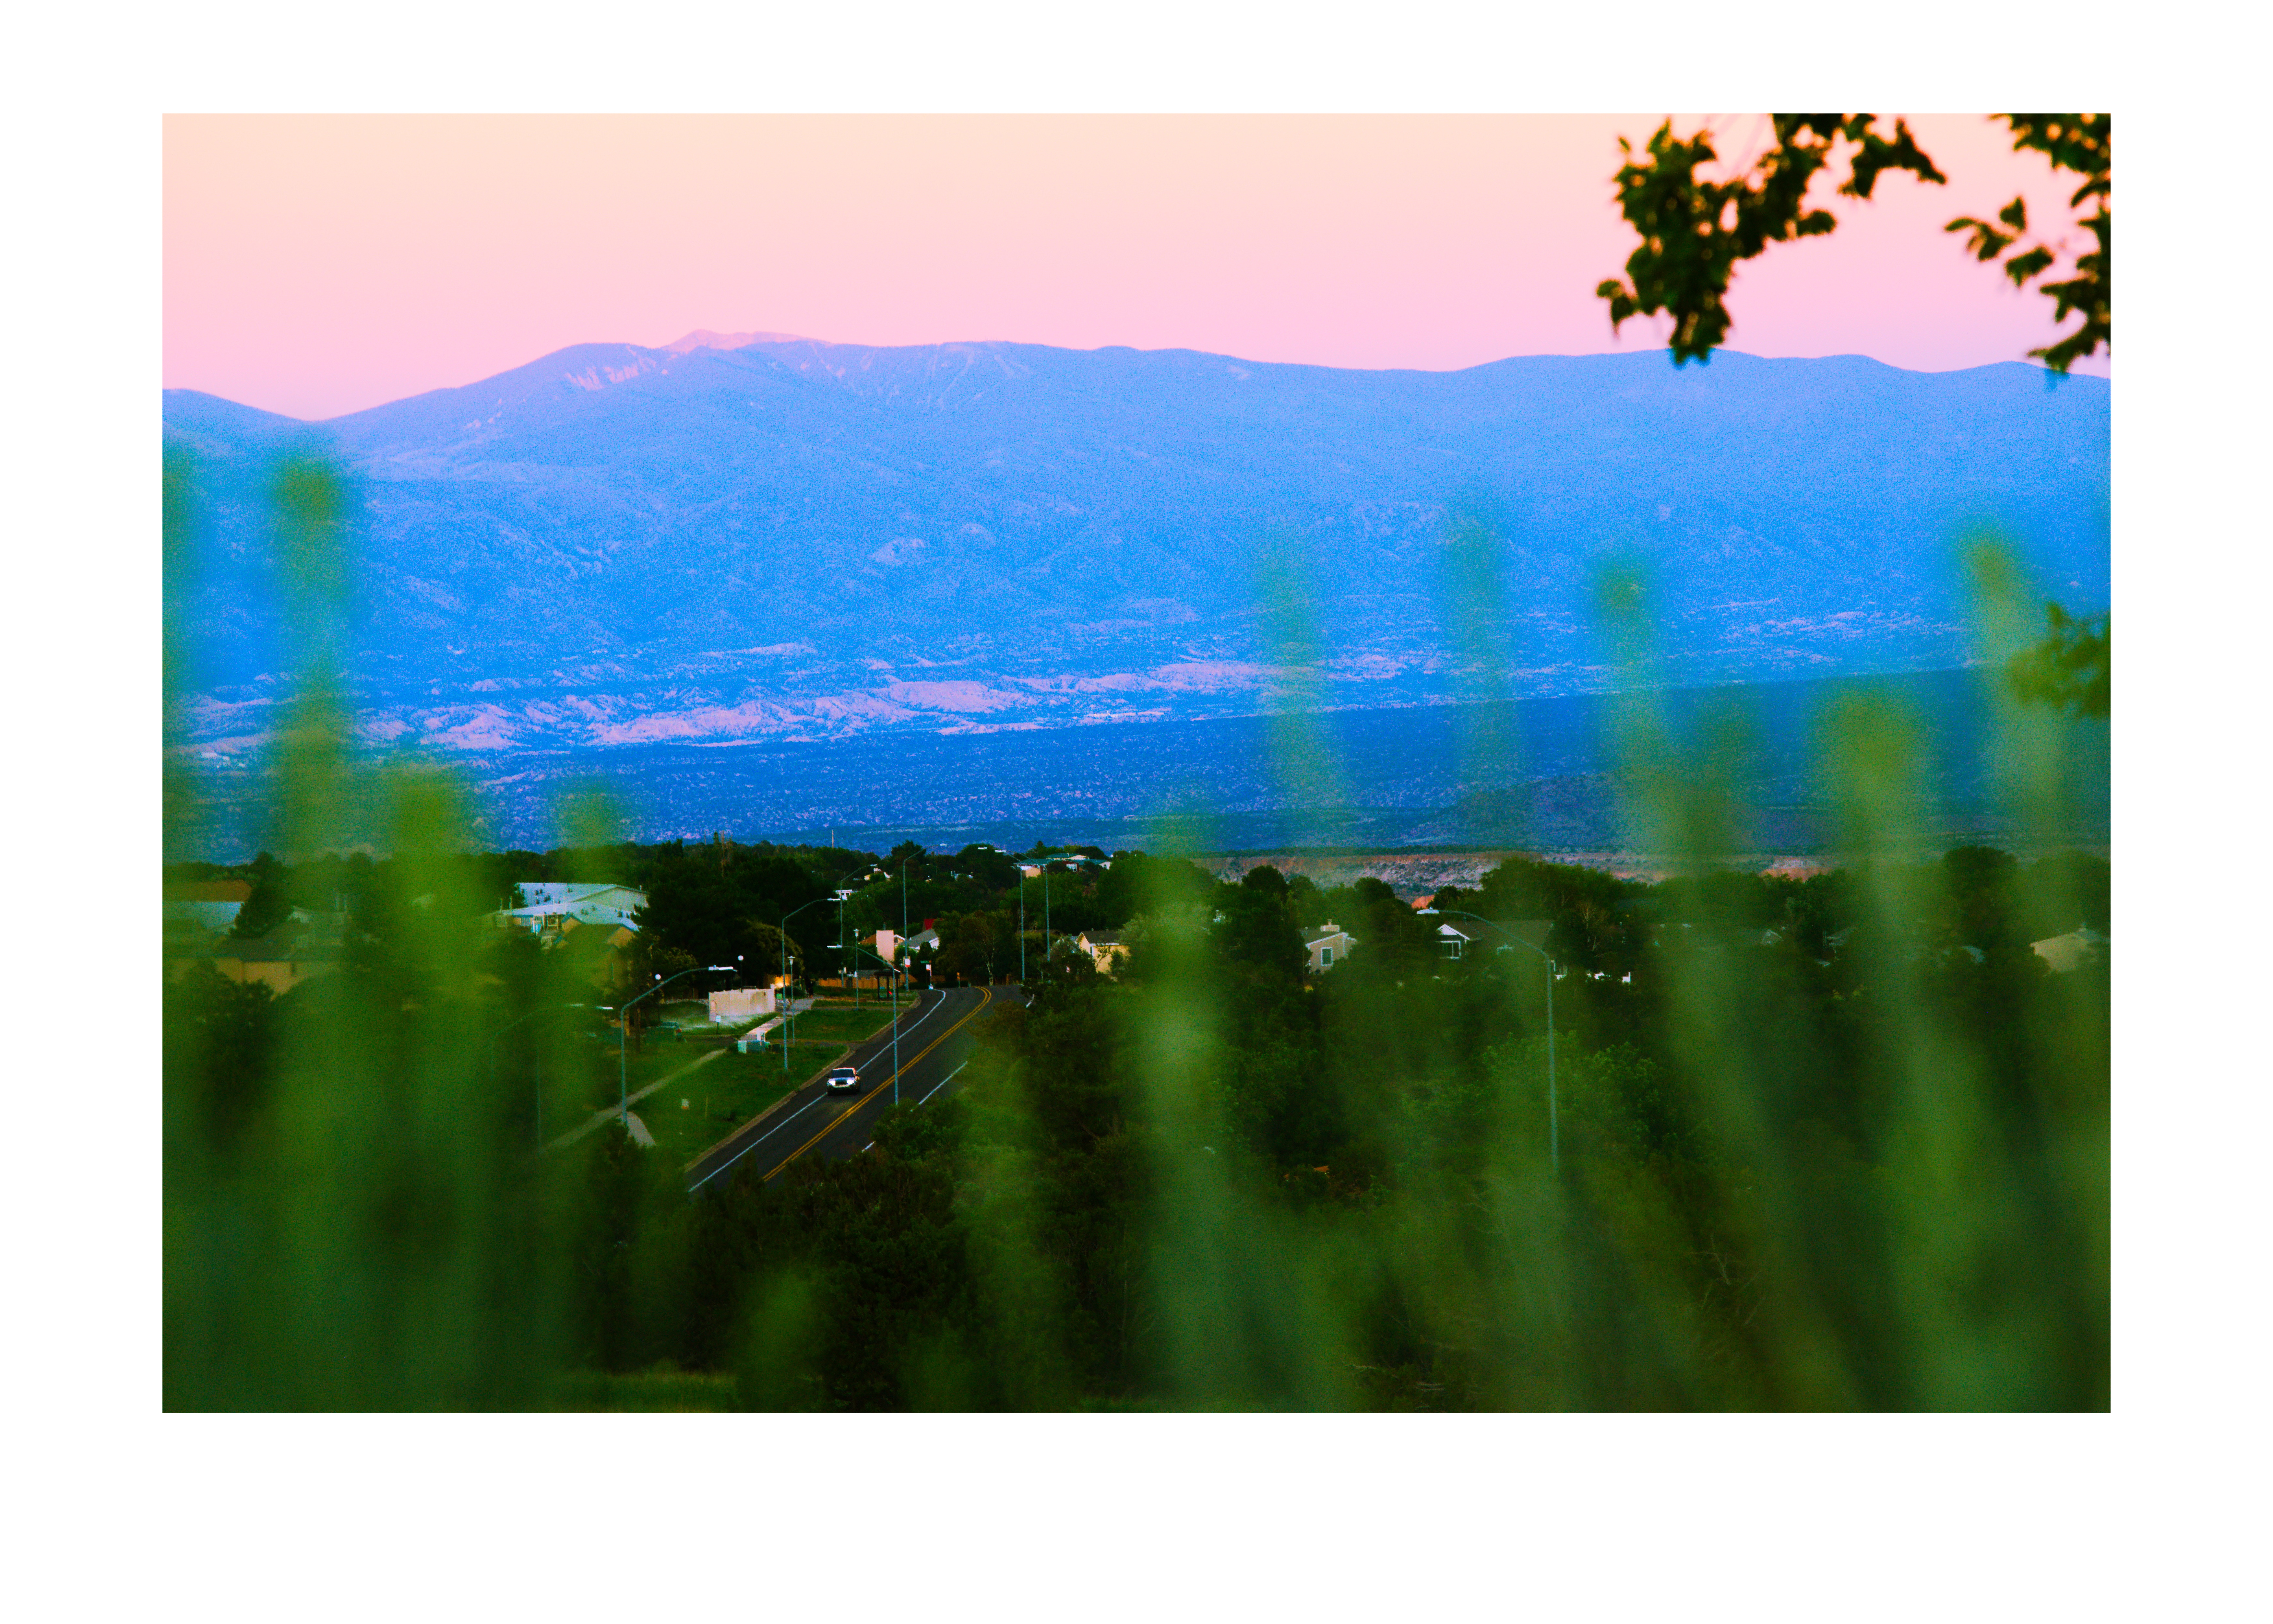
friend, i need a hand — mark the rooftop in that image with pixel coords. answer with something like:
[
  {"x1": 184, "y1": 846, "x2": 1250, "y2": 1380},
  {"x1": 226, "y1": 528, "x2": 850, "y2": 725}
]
[{"x1": 165, "y1": 880, "x2": 251, "y2": 903}]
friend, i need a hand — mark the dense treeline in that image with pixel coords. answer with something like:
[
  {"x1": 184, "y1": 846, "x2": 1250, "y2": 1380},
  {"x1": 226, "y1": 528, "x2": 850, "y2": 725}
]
[{"x1": 167, "y1": 836, "x2": 1216, "y2": 989}]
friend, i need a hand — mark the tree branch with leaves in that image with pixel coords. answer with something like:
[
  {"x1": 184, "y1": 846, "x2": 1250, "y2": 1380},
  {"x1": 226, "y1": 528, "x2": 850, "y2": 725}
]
[{"x1": 1598, "y1": 113, "x2": 2108, "y2": 374}]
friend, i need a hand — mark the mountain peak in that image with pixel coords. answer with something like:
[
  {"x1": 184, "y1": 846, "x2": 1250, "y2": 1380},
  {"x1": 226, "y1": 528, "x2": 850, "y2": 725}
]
[{"x1": 661, "y1": 329, "x2": 812, "y2": 356}]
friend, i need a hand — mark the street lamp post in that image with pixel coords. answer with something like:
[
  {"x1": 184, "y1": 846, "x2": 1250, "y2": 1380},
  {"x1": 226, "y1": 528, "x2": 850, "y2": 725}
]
[
  {"x1": 1438, "y1": 909, "x2": 1560, "y2": 1176},
  {"x1": 889, "y1": 848, "x2": 928, "y2": 1077},
  {"x1": 488, "y1": 1002, "x2": 585, "y2": 1150},
  {"x1": 778, "y1": 894, "x2": 835, "y2": 1077},
  {"x1": 618, "y1": 964, "x2": 734, "y2": 1128}
]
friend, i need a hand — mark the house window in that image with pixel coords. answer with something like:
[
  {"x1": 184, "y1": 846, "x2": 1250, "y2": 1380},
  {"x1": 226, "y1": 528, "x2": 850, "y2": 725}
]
[{"x1": 1320, "y1": 946, "x2": 1333, "y2": 966}]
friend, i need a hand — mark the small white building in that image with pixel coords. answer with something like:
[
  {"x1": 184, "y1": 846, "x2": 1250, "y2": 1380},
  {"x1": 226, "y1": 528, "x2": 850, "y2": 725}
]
[{"x1": 707, "y1": 986, "x2": 779, "y2": 1025}]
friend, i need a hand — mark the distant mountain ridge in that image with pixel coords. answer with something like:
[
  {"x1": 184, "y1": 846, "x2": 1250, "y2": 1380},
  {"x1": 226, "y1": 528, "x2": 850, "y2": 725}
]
[{"x1": 162, "y1": 335, "x2": 2108, "y2": 762}]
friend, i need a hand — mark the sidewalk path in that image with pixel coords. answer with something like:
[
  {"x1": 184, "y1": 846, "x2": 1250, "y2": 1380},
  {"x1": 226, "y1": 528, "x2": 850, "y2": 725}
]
[
  {"x1": 731, "y1": 996, "x2": 816, "y2": 1049},
  {"x1": 545, "y1": 1047, "x2": 726, "y2": 1154}
]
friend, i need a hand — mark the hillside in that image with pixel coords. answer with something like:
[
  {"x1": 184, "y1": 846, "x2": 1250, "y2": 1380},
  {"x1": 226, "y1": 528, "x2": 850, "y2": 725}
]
[{"x1": 163, "y1": 334, "x2": 2109, "y2": 757}]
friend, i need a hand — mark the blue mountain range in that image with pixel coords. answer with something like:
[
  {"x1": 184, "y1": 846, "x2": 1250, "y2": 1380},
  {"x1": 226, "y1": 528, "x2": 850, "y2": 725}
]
[{"x1": 162, "y1": 333, "x2": 2109, "y2": 760}]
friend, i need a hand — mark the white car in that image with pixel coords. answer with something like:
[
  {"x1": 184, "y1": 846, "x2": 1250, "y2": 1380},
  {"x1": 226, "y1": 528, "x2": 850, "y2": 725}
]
[{"x1": 823, "y1": 1065, "x2": 861, "y2": 1092}]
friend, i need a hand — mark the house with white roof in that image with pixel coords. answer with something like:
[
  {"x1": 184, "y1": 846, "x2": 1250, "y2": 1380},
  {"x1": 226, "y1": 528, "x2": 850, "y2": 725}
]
[
  {"x1": 489, "y1": 881, "x2": 648, "y2": 936},
  {"x1": 1434, "y1": 918, "x2": 1552, "y2": 960}
]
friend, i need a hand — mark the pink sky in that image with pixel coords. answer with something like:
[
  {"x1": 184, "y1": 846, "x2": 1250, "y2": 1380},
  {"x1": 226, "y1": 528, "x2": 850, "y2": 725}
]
[{"x1": 164, "y1": 115, "x2": 2106, "y2": 422}]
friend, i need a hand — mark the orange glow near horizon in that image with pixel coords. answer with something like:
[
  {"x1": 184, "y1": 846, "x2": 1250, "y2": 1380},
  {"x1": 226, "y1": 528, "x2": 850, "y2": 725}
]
[{"x1": 165, "y1": 114, "x2": 2105, "y2": 421}]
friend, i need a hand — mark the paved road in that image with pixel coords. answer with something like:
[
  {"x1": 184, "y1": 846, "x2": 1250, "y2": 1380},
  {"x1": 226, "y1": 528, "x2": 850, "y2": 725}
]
[{"x1": 684, "y1": 983, "x2": 1018, "y2": 1195}]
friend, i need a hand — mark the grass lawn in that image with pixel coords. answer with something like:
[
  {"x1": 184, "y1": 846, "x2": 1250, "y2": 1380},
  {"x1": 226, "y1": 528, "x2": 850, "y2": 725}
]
[
  {"x1": 639, "y1": 1049, "x2": 800, "y2": 1164},
  {"x1": 555, "y1": 1001, "x2": 902, "y2": 1150},
  {"x1": 780, "y1": 999, "x2": 905, "y2": 1045},
  {"x1": 574, "y1": 1038, "x2": 731, "y2": 1109}
]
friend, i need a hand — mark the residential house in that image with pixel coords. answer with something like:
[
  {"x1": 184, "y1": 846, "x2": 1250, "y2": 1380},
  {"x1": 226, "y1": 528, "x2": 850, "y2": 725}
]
[
  {"x1": 516, "y1": 881, "x2": 646, "y2": 914},
  {"x1": 164, "y1": 879, "x2": 250, "y2": 939},
  {"x1": 1076, "y1": 930, "x2": 1130, "y2": 974},
  {"x1": 1434, "y1": 918, "x2": 1551, "y2": 960},
  {"x1": 846, "y1": 929, "x2": 913, "y2": 990},
  {"x1": 1021, "y1": 853, "x2": 1110, "y2": 878},
  {"x1": 2030, "y1": 926, "x2": 2109, "y2": 973},
  {"x1": 549, "y1": 918, "x2": 639, "y2": 993},
  {"x1": 897, "y1": 927, "x2": 942, "y2": 984},
  {"x1": 174, "y1": 924, "x2": 344, "y2": 996},
  {"x1": 1305, "y1": 921, "x2": 1355, "y2": 972},
  {"x1": 489, "y1": 881, "x2": 648, "y2": 938}
]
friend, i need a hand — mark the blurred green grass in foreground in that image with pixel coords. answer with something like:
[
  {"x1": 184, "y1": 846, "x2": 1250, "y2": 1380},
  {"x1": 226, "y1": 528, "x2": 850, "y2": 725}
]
[{"x1": 163, "y1": 450, "x2": 2107, "y2": 1411}]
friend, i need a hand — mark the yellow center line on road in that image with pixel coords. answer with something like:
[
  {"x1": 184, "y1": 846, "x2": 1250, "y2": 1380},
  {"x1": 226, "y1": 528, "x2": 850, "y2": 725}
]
[{"x1": 761, "y1": 986, "x2": 994, "y2": 1183}]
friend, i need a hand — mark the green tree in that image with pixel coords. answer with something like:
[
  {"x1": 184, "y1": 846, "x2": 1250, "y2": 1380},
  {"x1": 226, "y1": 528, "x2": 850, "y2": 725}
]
[
  {"x1": 951, "y1": 844, "x2": 1021, "y2": 894},
  {"x1": 229, "y1": 852, "x2": 294, "y2": 939},
  {"x1": 1092, "y1": 849, "x2": 1213, "y2": 924},
  {"x1": 2005, "y1": 601, "x2": 2109, "y2": 719},
  {"x1": 1210, "y1": 882, "x2": 1307, "y2": 980},
  {"x1": 935, "y1": 910, "x2": 1006, "y2": 987},
  {"x1": 743, "y1": 921, "x2": 806, "y2": 988}
]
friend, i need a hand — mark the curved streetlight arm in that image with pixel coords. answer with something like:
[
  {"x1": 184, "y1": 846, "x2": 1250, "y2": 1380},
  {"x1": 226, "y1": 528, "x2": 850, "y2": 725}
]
[
  {"x1": 1436, "y1": 909, "x2": 1560, "y2": 1177},
  {"x1": 489, "y1": 999, "x2": 588, "y2": 1055},
  {"x1": 778, "y1": 894, "x2": 833, "y2": 977}
]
